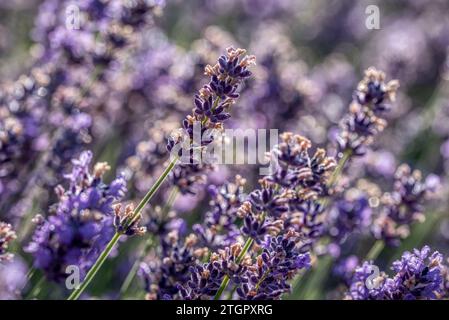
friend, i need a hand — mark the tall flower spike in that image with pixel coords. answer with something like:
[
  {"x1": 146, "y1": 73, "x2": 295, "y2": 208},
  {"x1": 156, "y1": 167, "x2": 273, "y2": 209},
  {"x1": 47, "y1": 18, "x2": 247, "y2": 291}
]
[
  {"x1": 337, "y1": 67, "x2": 399, "y2": 156},
  {"x1": 0, "y1": 222, "x2": 16, "y2": 263},
  {"x1": 167, "y1": 47, "x2": 255, "y2": 195}
]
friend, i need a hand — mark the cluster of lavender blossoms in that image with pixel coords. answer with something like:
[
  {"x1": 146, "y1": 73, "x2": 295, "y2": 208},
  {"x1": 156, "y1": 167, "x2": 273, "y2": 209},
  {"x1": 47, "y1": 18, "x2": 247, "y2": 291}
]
[
  {"x1": 193, "y1": 175, "x2": 247, "y2": 250},
  {"x1": 372, "y1": 164, "x2": 435, "y2": 246},
  {"x1": 346, "y1": 246, "x2": 448, "y2": 300},
  {"x1": 337, "y1": 67, "x2": 400, "y2": 157},
  {"x1": 26, "y1": 151, "x2": 127, "y2": 282},
  {"x1": 167, "y1": 47, "x2": 256, "y2": 195},
  {"x1": 175, "y1": 133, "x2": 336, "y2": 300},
  {"x1": 0, "y1": 221, "x2": 16, "y2": 263}
]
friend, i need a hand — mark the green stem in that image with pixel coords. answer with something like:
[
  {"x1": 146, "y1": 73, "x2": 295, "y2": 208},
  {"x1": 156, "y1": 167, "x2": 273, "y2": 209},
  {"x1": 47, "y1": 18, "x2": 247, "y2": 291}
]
[
  {"x1": 67, "y1": 157, "x2": 178, "y2": 300},
  {"x1": 365, "y1": 240, "x2": 386, "y2": 261},
  {"x1": 119, "y1": 239, "x2": 151, "y2": 296},
  {"x1": 328, "y1": 150, "x2": 352, "y2": 188},
  {"x1": 119, "y1": 186, "x2": 179, "y2": 297},
  {"x1": 214, "y1": 237, "x2": 254, "y2": 300},
  {"x1": 161, "y1": 186, "x2": 180, "y2": 217},
  {"x1": 25, "y1": 276, "x2": 45, "y2": 300},
  {"x1": 129, "y1": 158, "x2": 178, "y2": 225},
  {"x1": 68, "y1": 232, "x2": 121, "y2": 300},
  {"x1": 299, "y1": 255, "x2": 333, "y2": 299}
]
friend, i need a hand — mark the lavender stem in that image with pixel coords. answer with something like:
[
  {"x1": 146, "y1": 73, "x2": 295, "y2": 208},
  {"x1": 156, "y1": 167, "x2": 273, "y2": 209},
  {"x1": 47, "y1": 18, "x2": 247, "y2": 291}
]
[
  {"x1": 119, "y1": 186, "x2": 179, "y2": 296},
  {"x1": 365, "y1": 240, "x2": 386, "y2": 261},
  {"x1": 214, "y1": 237, "x2": 254, "y2": 300}
]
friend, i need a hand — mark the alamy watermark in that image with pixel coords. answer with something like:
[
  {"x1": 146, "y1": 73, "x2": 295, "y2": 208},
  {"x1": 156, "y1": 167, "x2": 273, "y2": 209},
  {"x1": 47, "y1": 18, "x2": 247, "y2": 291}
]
[
  {"x1": 66, "y1": 4, "x2": 81, "y2": 30},
  {"x1": 168, "y1": 124, "x2": 279, "y2": 175},
  {"x1": 365, "y1": 265, "x2": 381, "y2": 289},
  {"x1": 365, "y1": 5, "x2": 380, "y2": 30},
  {"x1": 65, "y1": 265, "x2": 81, "y2": 290}
]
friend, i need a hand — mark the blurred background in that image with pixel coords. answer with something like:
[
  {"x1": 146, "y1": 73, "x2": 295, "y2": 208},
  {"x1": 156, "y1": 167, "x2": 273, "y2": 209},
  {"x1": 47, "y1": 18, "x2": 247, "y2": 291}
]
[{"x1": 1, "y1": 0, "x2": 449, "y2": 299}]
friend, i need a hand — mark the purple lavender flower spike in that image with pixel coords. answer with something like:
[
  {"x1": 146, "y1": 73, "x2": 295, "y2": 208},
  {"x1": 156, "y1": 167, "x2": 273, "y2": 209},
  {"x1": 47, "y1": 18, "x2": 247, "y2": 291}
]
[
  {"x1": 167, "y1": 47, "x2": 255, "y2": 195},
  {"x1": 237, "y1": 230, "x2": 311, "y2": 300},
  {"x1": 389, "y1": 246, "x2": 444, "y2": 299},
  {"x1": 372, "y1": 164, "x2": 434, "y2": 246},
  {"x1": 337, "y1": 68, "x2": 399, "y2": 156},
  {"x1": 176, "y1": 133, "x2": 335, "y2": 300}
]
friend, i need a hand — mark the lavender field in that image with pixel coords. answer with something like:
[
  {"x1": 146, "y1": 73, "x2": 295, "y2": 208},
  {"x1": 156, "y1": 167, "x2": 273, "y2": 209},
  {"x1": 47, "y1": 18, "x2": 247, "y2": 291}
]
[{"x1": 1, "y1": 0, "x2": 449, "y2": 301}]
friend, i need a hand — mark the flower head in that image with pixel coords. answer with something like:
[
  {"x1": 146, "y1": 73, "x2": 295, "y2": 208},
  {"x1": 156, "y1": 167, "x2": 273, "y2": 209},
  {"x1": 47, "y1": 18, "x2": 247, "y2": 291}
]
[
  {"x1": 372, "y1": 164, "x2": 433, "y2": 246},
  {"x1": 346, "y1": 246, "x2": 446, "y2": 300},
  {"x1": 140, "y1": 230, "x2": 198, "y2": 300},
  {"x1": 167, "y1": 47, "x2": 255, "y2": 195},
  {"x1": 0, "y1": 222, "x2": 16, "y2": 263},
  {"x1": 237, "y1": 230, "x2": 311, "y2": 300},
  {"x1": 337, "y1": 68, "x2": 399, "y2": 156}
]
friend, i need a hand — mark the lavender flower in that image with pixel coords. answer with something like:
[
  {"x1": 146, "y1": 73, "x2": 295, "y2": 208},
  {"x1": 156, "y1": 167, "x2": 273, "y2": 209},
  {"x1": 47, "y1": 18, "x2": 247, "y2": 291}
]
[
  {"x1": 26, "y1": 151, "x2": 127, "y2": 282},
  {"x1": 328, "y1": 193, "x2": 372, "y2": 243},
  {"x1": 140, "y1": 231, "x2": 200, "y2": 300},
  {"x1": 337, "y1": 68, "x2": 399, "y2": 156},
  {"x1": 388, "y1": 246, "x2": 444, "y2": 299},
  {"x1": 236, "y1": 231, "x2": 311, "y2": 300},
  {"x1": 167, "y1": 47, "x2": 255, "y2": 194},
  {"x1": 177, "y1": 133, "x2": 335, "y2": 299},
  {"x1": 0, "y1": 221, "x2": 16, "y2": 263},
  {"x1": 346, "y1": 246, "x2": 446, "y2": 300},
  {"x1": 193, "y1": 175, "x2": 247, "y2": 249},
  {"x1": 372, "y1": 164, "x2": 434, "y2": 246},
  {"x1": 178, "y1": 243, "x2": 250, "y2": 300},
  {"x1": 240, "y1": 133, "x2": 336, "y2": 246}
]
